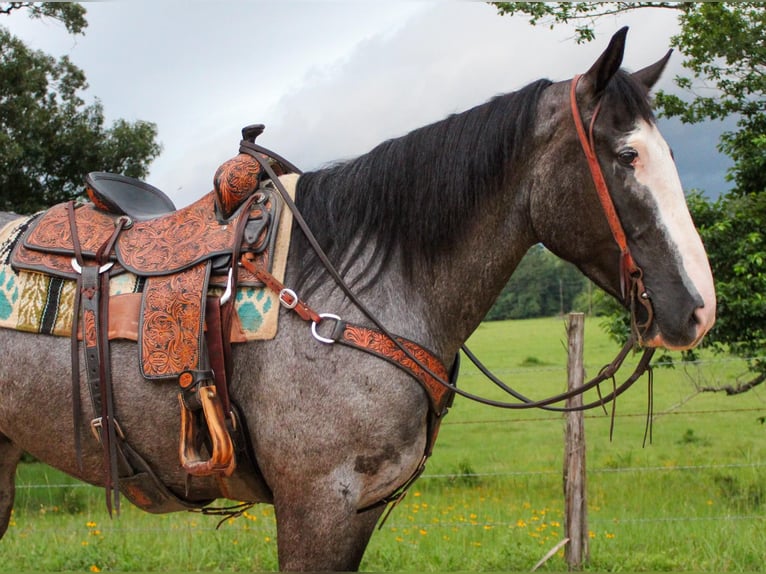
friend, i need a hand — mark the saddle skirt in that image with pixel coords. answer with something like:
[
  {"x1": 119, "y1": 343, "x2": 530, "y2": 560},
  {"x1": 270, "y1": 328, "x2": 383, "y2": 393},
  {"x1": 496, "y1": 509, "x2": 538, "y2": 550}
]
[{"x1": 0, "y1": 174, "x2": 298, "y2": 379}]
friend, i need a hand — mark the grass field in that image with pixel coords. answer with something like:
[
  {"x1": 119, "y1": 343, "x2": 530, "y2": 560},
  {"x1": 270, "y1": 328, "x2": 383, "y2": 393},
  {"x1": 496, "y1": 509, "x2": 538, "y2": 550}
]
[{"x1": 2, "y1": 317, "x2": 765, "y2": 571}]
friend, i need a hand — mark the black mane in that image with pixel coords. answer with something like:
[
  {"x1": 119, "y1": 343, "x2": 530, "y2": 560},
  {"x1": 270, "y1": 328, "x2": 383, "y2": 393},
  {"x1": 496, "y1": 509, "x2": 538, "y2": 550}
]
[{"x1": 293, "y1": 78, "x2": 553, "y2": 294}]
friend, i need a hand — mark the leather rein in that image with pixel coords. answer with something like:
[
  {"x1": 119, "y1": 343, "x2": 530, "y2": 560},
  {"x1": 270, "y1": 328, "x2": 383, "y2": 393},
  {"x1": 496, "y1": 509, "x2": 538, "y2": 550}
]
[{"x1": 236, "y1": 73, "x2": 657, "y2": 415}]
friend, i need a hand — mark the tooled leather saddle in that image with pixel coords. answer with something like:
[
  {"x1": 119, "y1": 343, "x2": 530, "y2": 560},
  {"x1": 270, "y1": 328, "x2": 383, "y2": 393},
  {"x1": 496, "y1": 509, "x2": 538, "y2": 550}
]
[{"x1": 10, "y1": 125, "x2": 284, "y2": 514}]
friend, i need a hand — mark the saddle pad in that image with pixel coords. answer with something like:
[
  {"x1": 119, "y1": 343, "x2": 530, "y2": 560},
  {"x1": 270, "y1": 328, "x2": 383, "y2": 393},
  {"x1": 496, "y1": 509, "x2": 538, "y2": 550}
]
[{"x1": 0, "y1": 173, "x2": 298, "y2": 342}]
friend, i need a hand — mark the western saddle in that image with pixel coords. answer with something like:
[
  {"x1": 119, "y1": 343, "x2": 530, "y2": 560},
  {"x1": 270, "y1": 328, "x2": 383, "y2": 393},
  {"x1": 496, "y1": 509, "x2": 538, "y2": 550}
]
[{"x1": 10, "y1": 124, "x2": 287, "y2": 513}]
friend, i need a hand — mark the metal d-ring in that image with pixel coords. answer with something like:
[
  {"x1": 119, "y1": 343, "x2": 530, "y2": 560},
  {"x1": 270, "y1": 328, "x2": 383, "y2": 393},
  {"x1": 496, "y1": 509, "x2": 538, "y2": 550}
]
[
  {"x1": 71, "y1": 258, "x2": 114, "y2": 275},
  {"x1": 311, "y1": 313, "x2": 341, "y2": 344}
]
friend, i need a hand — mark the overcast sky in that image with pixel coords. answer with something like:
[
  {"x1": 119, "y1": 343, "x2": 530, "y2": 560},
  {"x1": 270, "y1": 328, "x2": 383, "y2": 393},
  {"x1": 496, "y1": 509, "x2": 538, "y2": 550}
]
[{"x1": 7, "y1": 1, "x2": 732, "y2": 206}]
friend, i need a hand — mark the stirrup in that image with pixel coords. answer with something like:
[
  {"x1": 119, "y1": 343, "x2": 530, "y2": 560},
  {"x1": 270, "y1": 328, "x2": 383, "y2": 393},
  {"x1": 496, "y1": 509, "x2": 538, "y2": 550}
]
[{"x1": 178, "y1": 386, "x2": 236, "y2": 477}]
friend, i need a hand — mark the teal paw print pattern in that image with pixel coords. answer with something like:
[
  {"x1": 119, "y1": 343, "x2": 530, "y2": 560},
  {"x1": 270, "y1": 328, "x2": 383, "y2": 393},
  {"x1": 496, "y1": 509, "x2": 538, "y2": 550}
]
[
  {"x1": 236, "y1": 287, "x2": 274, "y2": 335},
  {"x1": 0, "y1": 267, "x2": 19, "y2": 322}
]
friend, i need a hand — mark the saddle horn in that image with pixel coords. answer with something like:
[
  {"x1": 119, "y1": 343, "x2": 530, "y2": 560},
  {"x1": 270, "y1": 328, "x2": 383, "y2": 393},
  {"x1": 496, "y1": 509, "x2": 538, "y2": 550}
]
[{"x1": 213, "y1": 124, "x2": 267, "y2": 219}]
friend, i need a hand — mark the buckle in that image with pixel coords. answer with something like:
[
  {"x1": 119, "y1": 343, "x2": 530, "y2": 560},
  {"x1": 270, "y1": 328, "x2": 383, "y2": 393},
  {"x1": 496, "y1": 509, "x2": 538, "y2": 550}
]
[
  {"x1": 90, "y1": 417, "x2": 125, "y2": 442},
  {"x1": 278, "y1": 288, "x2": 298, "y2": 310},
  {"x1": 71, "y1": 258, "x2": 114, "y2": 275}
]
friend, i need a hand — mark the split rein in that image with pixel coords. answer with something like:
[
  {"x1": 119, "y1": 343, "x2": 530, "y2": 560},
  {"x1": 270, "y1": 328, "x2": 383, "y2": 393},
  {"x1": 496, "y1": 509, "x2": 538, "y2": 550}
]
[{"x1": 236, "y1": 74, "x2": 657, "y2": 417}]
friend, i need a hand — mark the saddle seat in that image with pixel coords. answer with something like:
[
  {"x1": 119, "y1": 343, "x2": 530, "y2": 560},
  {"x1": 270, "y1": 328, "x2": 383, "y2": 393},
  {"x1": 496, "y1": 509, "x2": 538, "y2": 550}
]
[{"x1": 85, "y1": 172, "x2": 177, "y2": 221}]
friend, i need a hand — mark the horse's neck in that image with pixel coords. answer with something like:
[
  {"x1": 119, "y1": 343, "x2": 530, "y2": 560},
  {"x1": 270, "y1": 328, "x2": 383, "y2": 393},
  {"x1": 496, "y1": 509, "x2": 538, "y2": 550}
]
[
  {"x1": 298, "y1": 180, "x2": 535, "y2": 361},
  {"x1": 421, "y1": 189, "x2": 535, "y2": 356}
]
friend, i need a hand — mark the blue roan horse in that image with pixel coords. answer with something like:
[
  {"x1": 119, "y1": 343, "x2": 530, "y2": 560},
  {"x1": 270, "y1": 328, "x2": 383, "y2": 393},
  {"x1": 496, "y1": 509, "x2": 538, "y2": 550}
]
[{"x1": 0, "y1": 28, "x2": 714, "y2": 571}]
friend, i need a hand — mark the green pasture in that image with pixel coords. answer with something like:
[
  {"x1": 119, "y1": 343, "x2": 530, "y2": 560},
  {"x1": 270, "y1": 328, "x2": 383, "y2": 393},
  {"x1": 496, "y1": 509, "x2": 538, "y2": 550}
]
[{"x1": 2, "y1": 317, "x2": 765, "y2": 571}]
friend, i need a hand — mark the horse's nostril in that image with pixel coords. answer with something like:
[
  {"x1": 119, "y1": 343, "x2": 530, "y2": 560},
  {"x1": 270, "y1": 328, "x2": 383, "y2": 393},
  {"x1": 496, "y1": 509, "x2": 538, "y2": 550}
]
[{"x1": 691, "y1": 303, "x2": 715, "y2": 340}]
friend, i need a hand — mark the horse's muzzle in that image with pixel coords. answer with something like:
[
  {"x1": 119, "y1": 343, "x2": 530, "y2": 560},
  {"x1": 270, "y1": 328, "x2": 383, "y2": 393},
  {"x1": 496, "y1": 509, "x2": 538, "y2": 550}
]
[{"x1": 642, "y1": 301, "x2": 715, "y2": 351}]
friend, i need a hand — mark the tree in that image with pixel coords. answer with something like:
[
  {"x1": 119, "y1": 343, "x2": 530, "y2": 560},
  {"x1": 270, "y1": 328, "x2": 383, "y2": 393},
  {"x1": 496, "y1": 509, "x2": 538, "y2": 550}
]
[
  {"x1": 486, "y1": 245, "x2": 589, "y2": 321},
  {"x1": 0, "y1": 3, "x2": 161, "y2": 213},
  {"x1": 0, "y1": 2, "x2": 87, "y2": 35},
  {"x1": 686, "y1": 191, "x2": 766, "y2": 394},
  {"x1": 492, "y1": 3, "x2": 766, "y2": 393}
]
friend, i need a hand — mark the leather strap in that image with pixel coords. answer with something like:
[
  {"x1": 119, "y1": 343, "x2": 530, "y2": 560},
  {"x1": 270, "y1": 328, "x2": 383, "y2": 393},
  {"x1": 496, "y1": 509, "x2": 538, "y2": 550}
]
[
  {"x1": 68, "y1": 202, "x2": 84, "y2": 469},
  {"x1": 205, "y1": 296, "x2": 232, "y2": 416},
  {"x1": 570, "y1": 74, "x2": 638, "y2": 298},
  {"x1": 570, "y1": 74, "x2": 654, "y2": 335},
  {"x1": 239, "y1": 252, "x2": 321, "y2": 324},
  {"x1": 68, "y1": 202, "x2": 129, "y2": 515},
  {"x1": 326, "y1": 320, "x2": 453, "y2": 416}
]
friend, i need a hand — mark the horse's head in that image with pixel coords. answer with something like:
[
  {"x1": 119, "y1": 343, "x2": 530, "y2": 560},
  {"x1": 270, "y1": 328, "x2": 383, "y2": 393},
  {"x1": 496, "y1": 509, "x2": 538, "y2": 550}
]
[{"x1": 530, "y1": 27, "x2": 715, "y2": 351}]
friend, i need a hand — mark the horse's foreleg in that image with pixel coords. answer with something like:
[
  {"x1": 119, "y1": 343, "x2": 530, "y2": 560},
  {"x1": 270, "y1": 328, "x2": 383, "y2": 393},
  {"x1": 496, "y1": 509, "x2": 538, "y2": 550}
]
[
  {"x1": 273, "y1": 489, "x2": 385, "y2": 572},
  {"x1": 0, "y1": 435, "x2": 23, "y2": 539}
]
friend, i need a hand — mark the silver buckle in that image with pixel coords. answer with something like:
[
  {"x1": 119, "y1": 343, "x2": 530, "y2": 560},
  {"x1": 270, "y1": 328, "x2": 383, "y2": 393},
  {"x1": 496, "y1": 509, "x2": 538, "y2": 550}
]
[
  {"x1": 71, "y1": 258, "x2": 114, "y2": 275},
  {"x1": 279, "y1": 288, "x2": 299, "y2": 310}
]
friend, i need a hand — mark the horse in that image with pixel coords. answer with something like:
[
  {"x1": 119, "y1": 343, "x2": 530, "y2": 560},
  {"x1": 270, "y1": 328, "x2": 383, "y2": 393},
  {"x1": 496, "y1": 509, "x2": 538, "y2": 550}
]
[{"x1": 0, "y1": 27, "x2": 715, "y2": 571}]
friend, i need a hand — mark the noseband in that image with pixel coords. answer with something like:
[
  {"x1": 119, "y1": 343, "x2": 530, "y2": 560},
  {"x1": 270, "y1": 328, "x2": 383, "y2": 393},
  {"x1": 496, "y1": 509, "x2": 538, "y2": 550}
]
[{"x1": 570, "y1": 74, "x2": 654, "y2": 340}]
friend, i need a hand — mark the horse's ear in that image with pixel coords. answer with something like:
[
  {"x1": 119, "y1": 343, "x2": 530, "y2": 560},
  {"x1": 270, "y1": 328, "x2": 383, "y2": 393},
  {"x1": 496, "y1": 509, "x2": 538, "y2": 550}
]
[
  {"x1": 632, "y1": 49, "x2": 672, "y2": 91},
  {"x1": 580, "y1": 26, "x2": 628, "y2": 97}
]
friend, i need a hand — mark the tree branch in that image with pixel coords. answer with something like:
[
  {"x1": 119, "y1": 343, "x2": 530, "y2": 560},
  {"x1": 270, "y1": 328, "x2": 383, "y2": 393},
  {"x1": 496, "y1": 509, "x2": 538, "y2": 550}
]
[
  {"x1": 0, "y1": 2, "x2": 87, "y2": 34},
  {"x1": 0, "y1": 2, "x2": 31, "y2": 16},
  {"x1": 698, "y1": 372, "x2": 766, "y2": 395}
]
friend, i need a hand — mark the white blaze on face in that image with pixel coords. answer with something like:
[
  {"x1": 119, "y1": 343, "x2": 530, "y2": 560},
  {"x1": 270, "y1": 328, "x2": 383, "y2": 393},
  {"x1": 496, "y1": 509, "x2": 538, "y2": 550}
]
[{"x1": 625, "y1": 119, "x2": 716, "y2": 348}]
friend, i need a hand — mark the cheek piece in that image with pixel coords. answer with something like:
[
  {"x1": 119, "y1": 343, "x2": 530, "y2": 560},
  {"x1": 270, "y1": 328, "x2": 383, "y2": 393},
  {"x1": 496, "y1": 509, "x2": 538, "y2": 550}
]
[{"x1": 570, "y1": 74, "x2": 654, "y2": 341}]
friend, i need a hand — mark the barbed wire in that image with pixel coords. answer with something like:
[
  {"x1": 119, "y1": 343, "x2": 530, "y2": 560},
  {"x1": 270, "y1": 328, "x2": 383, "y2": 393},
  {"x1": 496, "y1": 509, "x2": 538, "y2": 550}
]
[
  {"x1": 7, "y1": 513, "x2": 764, "y2": 534},
  {"x1": 459, "y1": 354, "x2": 766, "y2": 377},
  {"x1": 442, "y1": 407, "x2": 766, "y2": 426},
  {"x1": 15, "y1": 461, "x2": 765, "y2": 490}
]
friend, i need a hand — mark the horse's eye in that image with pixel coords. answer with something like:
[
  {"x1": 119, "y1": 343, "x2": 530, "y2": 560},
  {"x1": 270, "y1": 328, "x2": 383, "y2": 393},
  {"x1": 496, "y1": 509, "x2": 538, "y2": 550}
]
[{"x1": 617, "y1": 148, "x2": 638, "y2": 166}]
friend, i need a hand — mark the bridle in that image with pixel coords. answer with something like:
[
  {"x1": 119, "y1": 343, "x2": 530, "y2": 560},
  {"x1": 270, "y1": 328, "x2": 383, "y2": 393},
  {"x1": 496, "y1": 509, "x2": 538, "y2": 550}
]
[
  {"x1": 570, "y1": 74, "x2": 655, "y2": 340},
  {"x1": 236, "y1": 73, "x2": 657, "y2": 415}
]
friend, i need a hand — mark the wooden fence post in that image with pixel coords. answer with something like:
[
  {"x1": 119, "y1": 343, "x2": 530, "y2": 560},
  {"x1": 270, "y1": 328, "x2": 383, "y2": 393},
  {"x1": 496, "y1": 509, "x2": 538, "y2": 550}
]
[{"x1": 564, "y1": 313, "x2": 588, "y2": 570}]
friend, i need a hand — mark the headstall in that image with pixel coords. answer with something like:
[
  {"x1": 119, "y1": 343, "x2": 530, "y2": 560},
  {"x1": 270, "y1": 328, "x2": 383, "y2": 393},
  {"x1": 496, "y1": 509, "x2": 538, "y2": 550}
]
[{"x1": 569, "y1": 74, "x2": 655, "y2": 340}]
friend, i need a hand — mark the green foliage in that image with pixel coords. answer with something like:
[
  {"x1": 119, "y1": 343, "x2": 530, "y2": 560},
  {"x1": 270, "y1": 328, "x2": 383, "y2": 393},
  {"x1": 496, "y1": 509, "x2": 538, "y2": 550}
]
[
  {"x1": 654, "y1": 4, "x2": 766, "y2": 125},
  {"x1": 687, "y1": 191, "x2": 766, "y2": 376},
  {"x1": 713, "y1": 473, "x2": 764, "y2": 511},
  {"x1": 0, "y1": 4, "x2": 161, "y2": 213},
  {"x1": 0, "y1": 2, "x2": 87, "y2": 35},
  {"x1": 486, "y1": 244, "x2": 590, "y2": 320},
  {"x1": 492, "y1": 2, "x2": 684, "y2": 44},
  {"x1": 653, "y1": 3, "x2": 766, "y2": 204}
]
